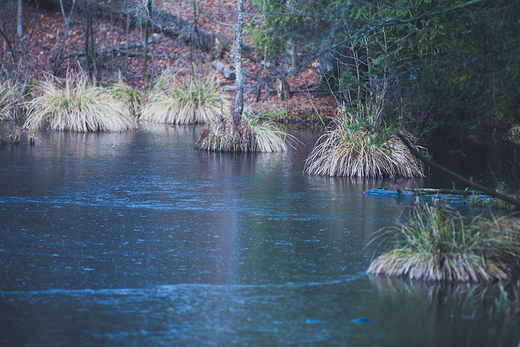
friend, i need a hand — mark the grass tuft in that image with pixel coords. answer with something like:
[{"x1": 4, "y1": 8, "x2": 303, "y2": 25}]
[
  {"x1": 109, "y1": 76, "x2": 141, "y2": 118},
  {"x1": 304, "y1": 107, "x2": 423, "y2": 177},
  {"x1": 0, "y1": 78, "x2": 26, "y2": 120},
  {"x1": 141, "y1": 71, "x2": 230, "y2": 124},
  {"x1": 24, "y1": 72, "x2": 138, "y2": 132},
  {"x1": 367, "y1": 203, "x2": 520, "y2": 282},
  {"x1": 194, "y1": 110, "x2": 291, "y2": 152}
]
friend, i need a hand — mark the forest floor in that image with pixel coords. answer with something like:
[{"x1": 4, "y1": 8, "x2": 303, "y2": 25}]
[{"x1": 1, "y1": 0, "x2": 339, "y2": 127}]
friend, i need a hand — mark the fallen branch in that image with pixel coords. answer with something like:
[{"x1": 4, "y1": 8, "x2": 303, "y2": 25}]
[
  {"x1": 125, "y1": 67, "x2": 204, "y2": 80},
  {"x1": 397, "y1": 132, "x2": 520, "y2": 210},
  {"x1": 119, "y1": 52, "x2": 181, "y2": 59},
  {"x1": 222, "y1": 84, "x2": 257, "y2": 91},
  {"x1": 408, "y1": 188, "x2": 481, "y2": 196},
  {"x1": 211, "y1": 60, "x2": 235, "y2": 80},
  {"x1": 54, "y1": 33, "x2": 164, "y2": 61}
]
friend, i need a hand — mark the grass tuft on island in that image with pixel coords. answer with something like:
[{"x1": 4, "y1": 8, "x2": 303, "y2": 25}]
[
  {"x1": 141, "y1": 71, "x2": 230, "y2": 124},
  {"x1": 24, "y1": 72, "x2": 138, "y2": 132},
  {"x1": 367, "y1": 203, "x2": 520, "y2": 282},
  {"x1": 304, "y1": 106, "x2": 423, "y2": 178},
  {"x1": 194, "y1": 110, "x2": 291, "y2": 152}
]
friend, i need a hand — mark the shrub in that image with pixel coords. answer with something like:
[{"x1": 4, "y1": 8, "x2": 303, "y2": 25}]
[
  {"x1": 141, "y1": 71, "x2": 230, "y2": 124},
  {"x1": 24, "y1": 73, "x2": 138, "y2": 132},
  {"x1": 304, "y1": 106, "x2": 423, "y2": 178},
  {"x1": 489, "y1": 181, "x2": 520, "y2": 210},
  {"x1": 367, "y1": 203, "x2": 520, "y2": 282},
  {"x1": 194, "y1": 110, "x2": 291, "y2": 152},
  {"x1": 508, "y1": 125, "x2": 520, "y2": 145}
]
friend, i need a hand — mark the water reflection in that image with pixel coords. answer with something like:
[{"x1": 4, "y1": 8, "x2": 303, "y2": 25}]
[{"x1": 368, "y1": 275, "x2": 520, "y2": 346}]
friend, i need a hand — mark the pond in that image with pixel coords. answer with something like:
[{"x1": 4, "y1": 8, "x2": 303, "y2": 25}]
[{"x1": 0, "y1": 123, "x2": 519, "y2": 346}]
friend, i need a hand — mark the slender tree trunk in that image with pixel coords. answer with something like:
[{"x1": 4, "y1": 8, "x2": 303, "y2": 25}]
[
  {"x1": 0, "y1": 23, "x2": 17, "y2": 65},
  {"x1": 143, "y1": 0, "x2": 153, "y2": 86},
  {"x1": 84, "y1": 1, "x2": 98, "y2": 82},
  {"x1": 17, "y1": 0, "x2": 23, "y2": 37},
  {"x1": 84, "y1": 2, "x2": 91, "y2": 77},
  {"x1": 89, "y1": 6, "x2": 98, "y2": 81},
  {"x1": 53, "y1": 0, "x2": 76, "y2": 75},
  {"x1": 233, "y1": 0, "x2": 244, "y2": 126},
  {"x1": 125, "y1": 0, "x2": 130, "y2": 77}
]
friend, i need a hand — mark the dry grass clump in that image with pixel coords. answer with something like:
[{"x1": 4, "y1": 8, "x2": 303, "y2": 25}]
[
  {"x1": 109, "y1": 76, "x2": 141, "y2": 118},
  {"x1": 24, "y1": 72, "x2": 138, "y2": 132},
  {"x1": 141, "y1": 70, "x2": 230, "y2": 124},
  {"x1": 367, "y1": 203, "x2": 520, "y2": 282},
  {"x1": 304, "y1": 107, "x2": 423, "y2": 177},
  {"x1": 194, "y1": 111, "x2": 290, "y2": 152},
  {"x1": 0, "y1": 78, "x2": 26, "y2": 120}
]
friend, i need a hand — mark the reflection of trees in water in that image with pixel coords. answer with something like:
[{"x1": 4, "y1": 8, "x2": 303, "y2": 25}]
[
  {"x1": 369, "y1": 275, "x2": 520, "y2": 329},
  {"x1": 370, "y1": 275, "x2": 494, "y2": 302},
  {"x1": 427, "y1": 137, "x2": 520, "y2": 190},
  {"x1": 140, "y1": 123, "x2": 200, "y2": 139}
]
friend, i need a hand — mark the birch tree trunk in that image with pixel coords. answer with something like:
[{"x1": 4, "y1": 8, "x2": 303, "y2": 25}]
[{"x1": 233, "y1": 0, "x2": 244, "y2": 127}]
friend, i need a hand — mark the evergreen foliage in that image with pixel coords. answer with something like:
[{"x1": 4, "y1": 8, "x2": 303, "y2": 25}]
[{"x1": 249, "y1": 0, "x2": 520, "y2": 140}]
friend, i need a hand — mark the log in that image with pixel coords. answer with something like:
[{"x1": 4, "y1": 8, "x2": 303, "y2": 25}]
[
  {"x1": 36, "y1": 0, "x2": 228, "y2": 53},
  {"x1": 54, "y1": 33, "x2": 164, "y2": 61},
  {"x1": 211, "y1": 60, "x2": 235, "y2": 80},
  {"x1": 408, "y1": 188, "x2": 480, "y2": 196}
]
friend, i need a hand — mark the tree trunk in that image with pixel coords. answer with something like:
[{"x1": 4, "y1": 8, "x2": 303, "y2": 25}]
[
  {"x1": 17, "y1": 0, "x2": 23, "y2": 37},
  {"x1": 143, "y1": 0, "x2": 153, "y2": 86},
  {"x1": 53, "y1": 0, "x2": 76, "y2": 75},
  {"x1": 233, "y1": 0, "x2": 244, "y2": 126}
]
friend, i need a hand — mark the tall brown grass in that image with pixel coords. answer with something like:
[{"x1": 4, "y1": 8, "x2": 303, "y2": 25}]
[
  {"x1": 0, "y1": 78, "x2": 26, "y2": 120},
  {"x1": 141, "y1": 71, "x2": 230, "y2": 124},
  {"x1": 24, "y1": 73, "x2": 138, "y2": 132},
  {"x1": 304, "y1": 106, "x2": 423, "y2": 177},
  {"x1": 194, "y1": 110, "x2": 291, "y2": 152},
  {"x1": 109, "y1": 75, "x2": 141, "y2": 118},
  {"x1": 367, "y1": 203, "x2": 520, "y2": 282}
]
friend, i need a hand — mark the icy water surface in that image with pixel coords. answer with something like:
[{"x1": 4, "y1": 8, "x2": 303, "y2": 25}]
[{"x1": 0, "y1": 124, "x2": 518, "y2": 346}]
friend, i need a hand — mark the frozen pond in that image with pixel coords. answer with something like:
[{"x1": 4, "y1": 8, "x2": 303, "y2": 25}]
[{"x1": 0, "y1": 123, "x2": 518, "y2": 346}]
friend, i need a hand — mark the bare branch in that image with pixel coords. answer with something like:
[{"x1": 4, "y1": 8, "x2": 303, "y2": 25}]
[{"x1": 396, "y1": 132, "x2": 520, "y2": 210}]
